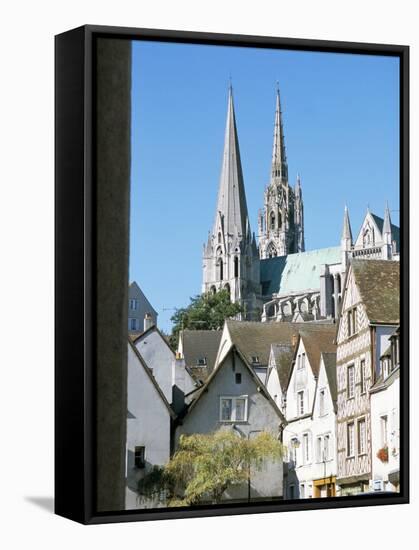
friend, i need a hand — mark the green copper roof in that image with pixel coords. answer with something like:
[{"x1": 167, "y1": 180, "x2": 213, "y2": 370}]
[{"x1": 260, "y1": 247, "x2": 341, "y2": 297}]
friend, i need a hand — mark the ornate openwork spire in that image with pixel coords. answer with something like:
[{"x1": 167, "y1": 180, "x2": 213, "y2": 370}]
[{"x1": 271, "y1": 85, "x2": 288, "y2": 183}]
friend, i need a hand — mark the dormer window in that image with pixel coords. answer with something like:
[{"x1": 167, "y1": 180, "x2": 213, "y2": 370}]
[
  {"x1": 297, "y1": 353, "x2": 306, "y2": 371},
  {"x1": 196, "y1": 357, "x2": 207, "y2": 366},
  {"x1": 251, "y1": 356, "x2": 260, "y2": 364}
]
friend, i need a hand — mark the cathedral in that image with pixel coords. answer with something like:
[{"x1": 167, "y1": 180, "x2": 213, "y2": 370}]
[{"x1": 202, "y1": 86, "x2": 399, "y2": 322}]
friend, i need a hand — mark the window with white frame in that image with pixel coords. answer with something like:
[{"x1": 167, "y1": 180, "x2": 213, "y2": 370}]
[
  {"x1": 302, "y1": 433, "x2": 310, "y2": 464},
  {"x1": 129, "y1": 299, "x2": 138, "y2": 310},
  {"x1": 360, "y1": 359, "x2": 366, "y2": 394},
  {"x1": 319, "y1": 388, "x2": 326, "y2": 416},
  {"x1": 347, "y1": 307, "x2": 357, "y2": 337},
  {"x1": 316, "y1": 436, "x2": 322, "y2": 462},
  {"x1": 297, "y1": 391, "x2": 305, "y2": 415},
  {"x1": 324, "y1": 434, "x2": 330, "y2": 461},
  {"x1": 347, "y1": 422, "x2": 355, "y2": 457},
  {"x1": 297, "y1": 352, "x2": 306, "y2": 371},
  {"x1": 219, "y1": 396, "x2": 248, "y2": 422},
  {"x1": 357, "y1": 418, "x2": 366, "y2": 455},
  {"x1": 380, "y1": 415, "x2": 388, "y2": 446},
  {"x1": 129, "y1": 318, "x2": 137, "y2": 331},
  {"x1": 347, "y1": 364, "x2": 355, "y2": 398}
]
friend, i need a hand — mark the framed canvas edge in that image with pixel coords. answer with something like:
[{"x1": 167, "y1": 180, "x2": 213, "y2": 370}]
[{"x1": 55, "y1": 24, "x2": 410, "y2": 526}]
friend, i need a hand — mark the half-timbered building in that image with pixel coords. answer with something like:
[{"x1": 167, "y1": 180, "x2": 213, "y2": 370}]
[{"x1": 336, "y1": 260, "x2": 399, "y2": 495}]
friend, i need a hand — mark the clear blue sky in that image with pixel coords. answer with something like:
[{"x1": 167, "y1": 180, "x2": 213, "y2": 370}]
[{"x1": 129, "y1": 40, "x2": 400, "y2": 332}]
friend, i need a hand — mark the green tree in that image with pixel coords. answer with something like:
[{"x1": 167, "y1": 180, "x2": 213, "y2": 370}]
[
  {"x1": 169, "y1": 289, "x2": 242, "y2": 348},
  {"x1": 164, "y1": 430, "x2": 283, "y2": 506}
]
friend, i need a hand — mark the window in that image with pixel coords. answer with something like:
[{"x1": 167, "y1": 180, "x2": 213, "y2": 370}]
[
  {"x1": 300, "y1": 484, "x2": 305, "y2": 499},
  {"x1": 380, "y1": 415, "x2": 388, "y2": 446},
  {"x1": 347, "y1": 307, "x2": 357, "y2": 337},
  {"x1": 220, "y1": 396, "x2": 248, "y2": 422},
  {"x1": 347, "y1": 422, "x2": 355, "y2": 457},
  {"x1": 324, "y1": 434, "x2": 330, "y2": 461},
  {"x1": 235, "y1": 372, "x2": 242, "y2": 384},
  {"x1": 129, "y1": 299, "x2": 138, "y2": 310},
  {"x1": 234, "y1": 256, "x2": 239, "y2": 278},
  {"x1": 196, "y1": 357, "x2": 207, "y2": 366},
  {"x1": 316, "y1": 436, "x2": 322, "y2": 462},
  {"x1": 297, "y1": 353, "x2": 306, "y2": 371},
  {"x1": 297, "y1": 391, "x2": 305, "y2": 415},
  {"x1": 347, "y1": 364, "x2": 355, "y2": 398},
  {"x1": 358, "y1": 418, "x2": 366, "y2": 455},
  {"x1": 319, "y1": 389, "x2": 326, "y2": 416},
  {"x1": 251, "y1": 356, "x2": 260, "y2": 364},
  {"x1": 129, "y1": 318, "x2": 137, "y2": 331},
  {"x1": 360, "y1": 359, "x2": 366, "y2": 394},
  {"x1": 134, "y1": 446, "x2": 145, "y2": 468},
  {"x1": 270, "y1": 212, "x2": 276, "y2": 230},
  {"x1": 302, "y1": 433, "x2": 310, "y2": 464},
  {"x1": 289, "y1": 485, "x2": 295, "y2": 499}
]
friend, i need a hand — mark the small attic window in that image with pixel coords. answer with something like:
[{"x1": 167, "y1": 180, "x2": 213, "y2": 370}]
[
  {"x1": 196, "y1": 357, "x2": 207, "y2": 366},
  {"x1": 251, "y1": 356, "x2": 260, "y2": 364}
]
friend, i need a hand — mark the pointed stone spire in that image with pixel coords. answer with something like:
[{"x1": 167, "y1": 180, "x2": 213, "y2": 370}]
[
  {"x1": 341, "y1": 205, "x2": 353, "y2": 244},
  {"x1": 271, "y1": 85, "x2": 288, "y2": 183},
  {"x1": 383, "y1": 202, "x2": 392, "y2": 241},
  {"x1": 213, "y1": 86, "x2": 249, "y2": 238}
]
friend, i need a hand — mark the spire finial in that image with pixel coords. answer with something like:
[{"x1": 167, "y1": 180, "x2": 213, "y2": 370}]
[
  {"x1": 271, "y1": 83, "x2": 288, "y2": 184},
  {"x1": 342, "y1": 204, "x2": 353, "y2": 244},
  {"x1": 383, "y1": 201, "x2": 392, "y2": 235}
]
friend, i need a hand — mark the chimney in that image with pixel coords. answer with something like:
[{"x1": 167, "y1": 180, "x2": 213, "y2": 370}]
[
  {"x1": 143, "y1": 312, "x2": 154, "y2": 332},
  {"x1": 171, "y1": 354, "x2": 186, "y2": 414}
]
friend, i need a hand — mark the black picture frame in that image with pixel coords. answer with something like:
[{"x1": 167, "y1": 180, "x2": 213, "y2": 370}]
[{"x1": 55, "y1": 24, "x2": 409, "y2": 525}]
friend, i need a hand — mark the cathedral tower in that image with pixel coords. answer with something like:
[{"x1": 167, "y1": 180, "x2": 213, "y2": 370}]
[
  {"x1": 202, "y1": 87, "x2": 261, "y2": 320},
  {"x1": 258, "y1": 87, "x2": 305, "y2": 258}
]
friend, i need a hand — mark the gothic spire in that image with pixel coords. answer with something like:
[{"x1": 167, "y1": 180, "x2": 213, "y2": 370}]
[
  {"x1": 341, "y1": 205, "x2": 353, "y2": 244},
  {"x1": 271, "y1": 85, "x2": 288, "y2": 183},
  {"x1": 214, "y1": 86, "x2": 249, "y2": 238},
  {"x1": 383, "y1": 202, "x2": 392, "y2": 238}
]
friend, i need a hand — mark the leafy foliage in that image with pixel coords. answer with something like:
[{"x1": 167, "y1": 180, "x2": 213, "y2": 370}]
[
  {"x1": 163, "y1": 430, "x2": 283, "y2": 506},
  {"x1": 169, "y1": 289, "x2": 242, "y2": 347}
]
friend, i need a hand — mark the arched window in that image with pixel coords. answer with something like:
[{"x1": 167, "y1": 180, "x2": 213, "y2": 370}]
[
  {"x1": 210, "y1": 285, "x2": 216, "y2": 295},
  {"x1": 278, "y1": 212, "x2": 282, "y2": 229},
  {"x1": 217, "y1": 258, "x2": 223, "y2": 281},
  {"x1": 218, "y1": 232, "x2": 221, "y2": 244},
  {"x1": 234, "y1": 256, "x2": 239, "y2": 278},
  {"x1": 224, "y1": 283, "x2": 230, "y2": 298},
  {"x1": 270, "y1": 212, "x2": 276, "y2": 230},
  {"x1": 267, "y1": 242, "x2": 277, "y2": 258}
]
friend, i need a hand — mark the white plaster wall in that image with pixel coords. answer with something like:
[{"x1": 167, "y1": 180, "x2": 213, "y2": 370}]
[
  {"x1": 370, "y1": 373, "x2": 400, "y2": 491},
  {"x1": 125, "y1": 344, "x2": 171, "y2": 510},
  {"x1": 135, "y1": 329, "x2": 174, "y2": 402},
  {"x1": 176, "y1": 351, "x2": 283, "y2": 501}
]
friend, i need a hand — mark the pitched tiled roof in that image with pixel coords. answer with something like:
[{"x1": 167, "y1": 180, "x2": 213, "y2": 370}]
[
  {"x1": 322, "y1": 352, "x2": 337, "y2": 407},
  {"x1": 299, "y1": 325, "x2": 337, "y2": 378},
  {"x1": 351, "y1": 260, "x2": 400, "y2": 324},
  {"x1": 181, "y1": 329, "x2": 222, "y2": 381},
  {"x1": 226, "y1": 319, "x2": 336, "y2": 368},
  {"x1": 270, "y1": 343, "x2": 295, "y2": 389},
  {"x1": 260, "y1": 246, "x2": 341, "y2": 297}
]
